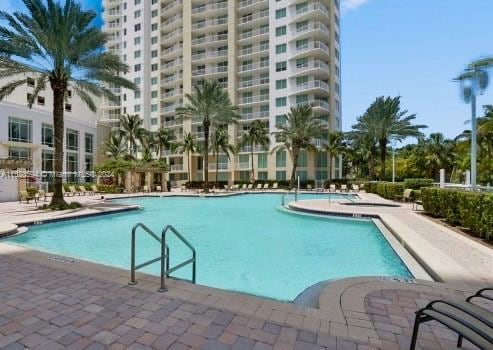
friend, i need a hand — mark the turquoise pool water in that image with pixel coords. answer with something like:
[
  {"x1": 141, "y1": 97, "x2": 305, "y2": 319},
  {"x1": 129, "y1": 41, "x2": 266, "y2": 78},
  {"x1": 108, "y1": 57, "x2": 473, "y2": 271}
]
[{"x1": 5, "y1": 193, "x2": 412, "y2": 300}]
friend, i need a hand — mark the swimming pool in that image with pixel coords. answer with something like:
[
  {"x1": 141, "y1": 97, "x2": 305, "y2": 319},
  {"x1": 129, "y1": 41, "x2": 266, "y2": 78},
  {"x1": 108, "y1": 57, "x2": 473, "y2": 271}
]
[{"x1": 5, "y1": 193, "x2": 412, "y2": 301}]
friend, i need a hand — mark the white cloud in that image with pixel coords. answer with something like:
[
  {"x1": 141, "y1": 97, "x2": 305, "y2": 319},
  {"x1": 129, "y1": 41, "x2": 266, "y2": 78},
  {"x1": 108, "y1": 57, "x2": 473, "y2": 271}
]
[{"x1": 342, "y1": 0, "x2": 370, "y2": 10}]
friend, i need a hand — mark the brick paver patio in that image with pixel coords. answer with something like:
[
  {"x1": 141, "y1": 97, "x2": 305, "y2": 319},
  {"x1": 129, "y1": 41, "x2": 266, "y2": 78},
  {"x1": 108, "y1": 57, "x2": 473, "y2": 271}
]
[{"x1": 0, "y1": 253, "x2": 489, "y2": 349}]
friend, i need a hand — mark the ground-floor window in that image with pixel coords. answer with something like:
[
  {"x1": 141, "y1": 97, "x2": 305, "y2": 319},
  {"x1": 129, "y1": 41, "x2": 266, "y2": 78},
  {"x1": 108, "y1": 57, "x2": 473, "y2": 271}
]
[
  {"x1": 9, "y1": 147, "x2": 31, "y2": 160},
  {"x1": 316, "y1": 170, "x2": 327, "y2": 181},
  {"x1": 239, "y1": 171, "x2": 249, "y2": 181},
  {"x1": 66, "y1": 152, "x2": 78, "y2": 182},
  {"x1": 85, "y1": 155, "x2": 93, "y2": 182},
  {"x1": 276, "y1": 171, "x2": 286, "y2": 181},
  {"x1": 42, "y1": 150, "x2": 54, "y2": 172},
  {"x1": 257, "y1": 153, "x2": 267, "y2": 169},
  {"x1": 257, "y1": 171, "x2": 268, "y2": 180},
  {"x1": 296, "y1": 170, "x2": 307, "y2": 181},
  {"x1": 216, "y1": 172, "x2": 228, "y2": 181}
]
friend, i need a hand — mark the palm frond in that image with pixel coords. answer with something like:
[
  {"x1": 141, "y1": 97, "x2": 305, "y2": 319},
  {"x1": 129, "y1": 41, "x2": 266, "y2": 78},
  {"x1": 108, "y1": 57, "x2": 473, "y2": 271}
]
[{"x1": 0, "y1": 79, "x2": 26, "y2": 101}]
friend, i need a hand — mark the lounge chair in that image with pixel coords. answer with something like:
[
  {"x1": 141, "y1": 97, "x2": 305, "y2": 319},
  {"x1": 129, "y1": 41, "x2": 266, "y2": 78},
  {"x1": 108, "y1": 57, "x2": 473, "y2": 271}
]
[
  {"x1": 19, "y1": 190, "x2": 34, "y2": 204},
  {"x1": 410, "y1": 287, "x2": 493, "y2": 350},
  {"x1": 78, "y1": 186, "x2": 89, "y2": 196},
  {"x1": 341, "y1": 184, "x2": 348, "y2": 192},
  {"x1": 351, "y1": 184, "x2": 360, "y2": 192},
  {"x1": 37, "y1": 189, "x2": 52, "y2": 202},
  {"x1": 307, "y1": 184, "x2": 313, "y2": 191},
  {"x1": 241, "y1": 184, "x2": 247, "y2": 190},
  {"x1": 263, "y1": 183, "x2": 269, "y2": 190},
  {"x1": 233, "y1": 184, "x2": 239, "y2": 191},
  {"x1": 256, "y1": 184, "x2": 262, "y2": 190},
  {"x1": 329, "y1": 184, "x2": 336, "y2": 192},
  {"x1": 91, "y1": 185, "x2": 102, "y2": 194},
  {"x1": 143, "y1": 185, "x2": 149, "y2": 193},
  {"x1": 68, "y1": 186, "x2": 81, "y2": 196},
  {"x1": 396, "y1": 188, "x2": 413, "y2": 202},
  {"x1": 156, "y1": 185, "x2": 162, "y2": 192},
  {"x1": 80, "y1": 186, "x2": 93, "y2": 195},
  {"x1": 272, "y1": 182, "x2": 278, "y2": 190},
  {"x1": 247, "y1": 184, "x2": 253, "y2": 190}
]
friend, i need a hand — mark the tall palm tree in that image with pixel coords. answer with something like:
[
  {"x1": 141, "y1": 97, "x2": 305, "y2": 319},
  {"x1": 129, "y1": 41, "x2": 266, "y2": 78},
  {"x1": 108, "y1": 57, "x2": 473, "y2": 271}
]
[
  {"x1": 238, "y1": 120, "x2": 270, "y2": 182},
  {"x1": 272, "y1": 105, "x2": 325, "y2": 188},
  {"x1": 0, "y1": 0, "x2": 136, "y2": 206},
  {"x1": 210, "y1": 128, "x2": 235, "y2": 182},
  {"x1": 104, "y1": 132, "x2": 129, "y2": 160},
  {"x1": 154, "y1": 127, "x2": 176, "y2": 159},
  {"x1": 324, "y1": 131, "x2": 346, "y2": 181},
  {"x1": 176, "y1": 81, "x2": 238, "y2": 191},
  {"x1": 177, "y1": 132, "x2": 198, "y2": 182},
  {"x1": 118, "y1": 114, "x2": 147, "y2": 159},
  {"x1": 360, "y1": 96, "x2": 426, "y2": 178},
  {"x1": 349, "y1": 114, "x2": 379, "y2": 179},
  {"x1": 423, "y1": 133, "x2": 453, "y2": 179}
]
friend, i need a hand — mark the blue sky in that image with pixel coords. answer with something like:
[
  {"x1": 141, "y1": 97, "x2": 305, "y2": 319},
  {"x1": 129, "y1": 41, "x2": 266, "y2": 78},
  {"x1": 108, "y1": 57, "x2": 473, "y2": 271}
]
[{"x1": 1, "y1": 0, "x2": 492, "y2": 139}]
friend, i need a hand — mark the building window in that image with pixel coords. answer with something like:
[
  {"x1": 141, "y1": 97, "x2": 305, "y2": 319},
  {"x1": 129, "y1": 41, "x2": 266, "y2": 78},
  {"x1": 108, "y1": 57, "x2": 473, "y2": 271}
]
[
  {"x1": 26, "y1": 77, "x2": 35, "y2": 87},
  {"x1": 151, "y1": 23, "x2": 158, "y2": 31},
  {"x1": 42, "y1": 149, "x2": 54, "y2": 171},
  {"x1": 297, "y1": 150, "x2": 307, "y2": 167},
  {"x1": 151, "y1": 77, "x2": 158, "y2": 85},
  {"x1": 151, "y1": 90, "x2": 158, "y2": 98},
  {"x1": 257, "y1": 153, "x2": 267, "y2": 169},
  {"x1": 134, "y1": 23, "x2": 141, "y2": 32},
  {"x1": 151, "y1": 9, "x2": 158, "y2": 17},
  {"x1": 134, "y1": 37, "x2": 141, "y2": 45},
  {"x1": 276, "y1": 150, "x2": 286, "y2": 167},
  {"x1": 151, "y1": 63, "x2": 158, "y2": 71},
  {"x1": 151, "y1": 36, "x2": 158, "y2": 44},
  {"x1": 85, "y1": 133, "x2": 93, "y2": 154},
  {"x1": 66, "y1": 152, "x2": 79, "y2": 181},
  {"x1": 257, "y1": 171, "x2": 268, "y2": 180},
  {"x1": 275, "y1": 26, "x2": 286, "y2": 36},
  {"x1": 276, "y1": 171, "x2": 286, "y2": 181},
  {"x1": 41, "y1": 123, "x2": 53, "y2": 147},
  {"x1": 37, "y1": 96, "x2": 45, "y2": 105},
  {"x1": 275, "y1": 97, "x2": 286, "y2": 107},
  {"x1": 316, "y1": 151, "x2": 328, "y2": 167},
  {"x1": 275, "y1": 8, "x2": 286, "y2": 19},
  {"x1": 275, "y1": 114, "x2": 286, "y2": 126},
  {"x1": 134, "y1": 9, "x2": 141, "y2": 18},
  {"x1": 65, "y1": 103, "x2": 72, "y2": 112},
  {"x1": 134, "y1": 64, "x2": 141, "y2": 72},
  {"x1": 151, "y1": 104, "x2": 158, "y2": 112},
  {"x1": 8, "y1": 117, "x2": 32, "y2": 143},
  {"x1": 134, "y1": 104, "x2": 141, "y2": 112},
  {"x1": 9, "y1": 147, "x2": 30, "y2": 160},
  {"x1": 296, "y1": 170, "x2": 308, "y2": 181},
  {"x1": 134, "y1": 91, "x2": 141, "y2": 99},
  {"x1": 134, "y1": 50, "x2": 141, "y2": 58},
  {"x1": 275, "y1": 79, "x2": 286, "y2": 89},
  {"x1": 275, "y1": 44, "x2": 286, "y2": 54},
  {"x1": 66, "y1": 129, "x2": 79, "y2": 151},
  {"x1": 276, "y1": 61, "x2": 286, "y2": 72},
  {"x1": 151, "y1": 50, "x2": 158, "y2": 58}
]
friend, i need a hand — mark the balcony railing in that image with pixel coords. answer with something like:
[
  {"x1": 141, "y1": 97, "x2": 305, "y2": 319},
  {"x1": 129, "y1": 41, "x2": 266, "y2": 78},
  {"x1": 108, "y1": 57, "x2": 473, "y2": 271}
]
[
  {"x1": 235, "y1": 162, "x2": 250, "y2": 169},
  {"x1": 192, "y1": 50, "x2": 228, "y2": 61},
  {"x1": 294, "y1": 59, "x2": 329, "y2": 73},
  {"x1": 192, "y1": 17, "x2": 228, "y2": 30},
  {"x1": 294, "y1": 21, "x2": 330, "y2": 35},
  {"x1": 208, "y1": 163, "x2": 229, "y2": 170},
  {"x1": 294, "y1": 80, "x2": 330, "y2": 93},
  {"x1": 238, "y1": 26, "x2": 269, "y2": 40},
  {"x1": 239, "y1": 9, "x2": 269, "y2": 24},
  {"x1": 295, "y1": 41, "x2": 330, "y2": 54},
  {"x1": 170, "y1": 164, "x2": 184, "y2": 171},
  {"x1": 296, "y1": 99, "x2": 330, "y2": 110},
  {"x1": 192, "y1": 66, "x2": 228, "y2": 77},
  {"x1": 192, "y1": 1, "x2": 227, "y2": 14},
  {"x1": 238, "y1": 61, "x2": 269, "y2": 73},
  {"x1": 293, "y1": 2, "x2": 329, "y2": 17},
  {"x1": 238, "y1": 0, "x2": 267, "y2": 10},
  {"x1": 240, "y1": 111, "x2": 269, "y2": 120},
  {"x1": 238, "y1": 94, "x2": 269, "y2": 104},
  {"x1": 238, "y1": 77, "x2": 269, "y2": 88},
  {"x1": 192, "y1": 34, "x2": 228, "y2": 45},
  {"x1": 238, "y1": 43, "x2": 269, "y2": 56}
]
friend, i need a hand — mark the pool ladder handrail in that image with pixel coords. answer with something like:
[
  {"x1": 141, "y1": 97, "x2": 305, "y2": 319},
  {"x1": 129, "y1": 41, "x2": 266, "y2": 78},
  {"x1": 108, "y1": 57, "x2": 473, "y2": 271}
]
[
  {"x1": 281, "y1": 188, "x2": 298, "y2": 206},
  {"x1": 129, "y1": 222, "x2": 196, "y2": 292}
]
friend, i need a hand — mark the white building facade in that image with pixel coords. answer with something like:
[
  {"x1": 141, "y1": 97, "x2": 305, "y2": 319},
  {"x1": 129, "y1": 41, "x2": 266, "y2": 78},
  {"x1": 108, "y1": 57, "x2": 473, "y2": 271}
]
[
  {"x1": 0, "y1": 76, "x2": 101, "y2": 184},
  {"x1": 102, "y1": 0, "x2": 342, "y2": 184}
]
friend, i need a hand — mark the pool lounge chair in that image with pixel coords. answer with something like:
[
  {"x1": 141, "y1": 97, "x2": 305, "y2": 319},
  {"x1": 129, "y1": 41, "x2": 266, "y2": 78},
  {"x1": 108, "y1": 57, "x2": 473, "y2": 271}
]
[
  {"x1": 91, "y1": 185, "x2": 102, "y2": 194},
  {"x1": 37, "y1": 189, "x2": 52, "y2": 202},
  {"x1": 241, "y1": 184, "x2": 247, "y2": 190},
  {"x1": 396, "y1": 188, "x2": 413, "y2": 202},
  {"x1": 223, "y1": 185, "x2": 229, "y2": 192},
  {"x1": 19, "y1": 190, "x2": 35, "y2": 204},
  {"x1": 263, "y1": 183, "x2": 269, "y2": 190},
  {"x1": 351, "y1": 184, "x2": 360, "y2": 192},
  {"x1": 78, "y1": 186, "x2": 89, "y2": 196},
  {"x1": 329, "y1": 184, "x2": 336, "y2": 192},
  {"x1": 143, "y1": 185, "x2": 150, "y2": 193},
  {"x1": 307, "y1": 184, "x2": 313, "y2": 191},
  {"x1": 256, "y1": 184, "x2": 262, "y2": 190},
  {"x1": 410, "y1": 287, "x2": 493, "y2": 350},
  {"x1": 272, "y1": 182, "x2": 278, "y2": 190},
  {"x1": 341, "y1": 184, "x2": 348, "y2": 192},
  {"x1": 247, "y1": 184, "x2": 253, "y2": 190},
  {"x1": 68, "y1": 186, "x2": 81, "y2": 196}
]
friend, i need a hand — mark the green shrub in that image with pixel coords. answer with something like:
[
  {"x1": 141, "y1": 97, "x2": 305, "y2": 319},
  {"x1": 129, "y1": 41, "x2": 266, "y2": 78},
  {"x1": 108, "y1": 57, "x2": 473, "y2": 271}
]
[
  {"x1": 97, "y1": 184, "x2": 117, "y2": 193},
  {"x1": 26, "y1": 187, "x2": 38, "y2": 196},
  {"x1": 403, "y1": 178, "x2": 434, "y2": 190},
  {"x1": 38, "y1": 202, "x2": 82, "y2": 210},
  {"x1": 383, "y1": 183, "x2": 404, "y2": 199},
  {"x1": 421, "y1": 188, "x2": 493, "y2": 241}
]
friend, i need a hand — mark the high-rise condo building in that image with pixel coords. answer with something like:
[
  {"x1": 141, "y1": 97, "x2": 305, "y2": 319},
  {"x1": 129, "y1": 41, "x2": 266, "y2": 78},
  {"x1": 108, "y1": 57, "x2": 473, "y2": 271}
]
[{"x1": 102, "y1": 0, "x2": 342, "y2": 185}]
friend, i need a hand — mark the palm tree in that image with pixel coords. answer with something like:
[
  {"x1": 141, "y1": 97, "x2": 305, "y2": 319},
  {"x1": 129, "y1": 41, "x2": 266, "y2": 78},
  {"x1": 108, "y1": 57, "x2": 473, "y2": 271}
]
[
  {"x1": 349, "y1": 114, "x2": 379, "y2": 179},
  {"x1": 210, "y1": 128, "x2": 235, "y2": 182},
  {"x1": 238, "y1": 120, "x2": 270, "y2": 182},
  {"x1": 119, "y1": 114, "x2": 147, "y2": 159},
  {"x1": 176, "y1": 81, "x2": 238, "y2": 191},
  {"x1": 154, "y1": 127, "x2": 176, "y2": 159},
  {"x1": 423, "y1": 133, "x2": 453, "y2": 179},
  {"x1": 177, "y1": 132, "x2": 198, "y2": 182},
  {"x1": 0, "y1": 0, "x2": 136, "y2": 206},
  {"x1": 324, "y1": 131, "x2": 346, "y2": 181},
  {"x1": 104, "y1": 132, "x2": 129, "y2": 160},
  {"x1": 360, "y1": 96, "x2": 426, "y2": 178},
  {"x1": 272, "y1": 105, "x2": 325, "y2": 188}
]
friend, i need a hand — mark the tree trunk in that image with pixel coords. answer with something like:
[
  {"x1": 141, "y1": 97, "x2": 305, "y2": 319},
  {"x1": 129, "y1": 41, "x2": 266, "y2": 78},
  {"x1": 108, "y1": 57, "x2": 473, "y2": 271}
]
[
  {"x1": 289, "y1": 148, "x2": 299, "y2": 189},
  {"x1": 203, "y1": 121, "x2": 210, "y2": 192},
  {"x1": 187, "y1": 151, "x2": 191, "y2": 182},
  {"x1": 328, "y1": 154, "x2": 333, "y2": 182},
  {"x1": 379, "y1": 139, "x2": 387, "y2": 179},
  {"x1": 215, "y1": 152, "x2": 219, "y2": 183},
  {"x1": 50, "y1": 80, "x2": 67, "y2": 207},
  {"x1": 369, "y1": 144, "x2": 376, "y2": 180},
  {"x1": 250, "y1": 141, "x2": 255, "y2": 183}
]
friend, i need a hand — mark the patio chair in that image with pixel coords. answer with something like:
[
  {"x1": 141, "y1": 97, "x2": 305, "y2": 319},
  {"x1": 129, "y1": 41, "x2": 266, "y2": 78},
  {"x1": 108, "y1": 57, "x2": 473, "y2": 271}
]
[
  {"x1": 263, "y1": 183, "x2": 269, "y2": 190},
  {"x1": 272, "y1": 182, "x2": 278, "y2": 190},
  {"x1": 91, "y1": 185, "x2": 101, "y2": 194},
  {"x1": 396, "y1": 188, "x2": 413, "y2": 202},
  {"x1": 37, "y1": 189, "x2": 52, "y2": 202},
  {"x1": 156, "y1": 185, "x2": 162, "y2": 192},
  {"x1": 223, "y1": 185, "x2": 229, "y2": 192},
  {"x1": 329, "y1": 184, "x2": 336, "y2": 192},
  {"x1": 19, "y1": 190, "x2": 34, "y2": 204},
  {"x1": 143, "y1": 185, "x2": 149, "y2": 193},
  {"x1": 256, "y1": 183, "x2": 262, "y2": 190},
  {"x1": 341, "y1": 184, "x2": 348, "y2": 192},
  {"x1": 241, "y1": 184, "x2": 247, "y2": 190},
  {"x1": 247, "y1": 184, "x2": 253, "y2": 190},
  {"x1": 307, "y1": 184, "x2": 313, "y2": 191},
  {"x1": 68, "y1": 186, "x2": 81, "y2": 196},
  {"x1": 409, "y1": 287, "x2": 493, "y2": 350},
  {"x1": 351, "y1": 184, "x2": 360, "y2": 192}
]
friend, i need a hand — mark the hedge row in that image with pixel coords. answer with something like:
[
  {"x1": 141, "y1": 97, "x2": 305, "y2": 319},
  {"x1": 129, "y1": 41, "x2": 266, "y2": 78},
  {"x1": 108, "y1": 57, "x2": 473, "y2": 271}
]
[
  {"x1": 421, "y1": 188, "x2": 493, "y2": 241},
  {"x1": 365, "y1": 182, "x2": 404, "y2": 200},
  {"x1": 403, "y1": 178, "x2": 434, "y2": 190}
]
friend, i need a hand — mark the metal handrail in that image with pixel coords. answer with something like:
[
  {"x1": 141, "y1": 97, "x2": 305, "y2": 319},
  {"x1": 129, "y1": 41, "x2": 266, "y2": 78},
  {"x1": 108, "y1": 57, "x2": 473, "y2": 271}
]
[
  {"x1": 161, "y1": 225, "x2": 197, "y2": 292},
  {"x1": 281, "y1": 189, "x2": 298, "y2": 206},
  {"x1": 129, "y1": 223, "x2": 196, "y2": 293}
]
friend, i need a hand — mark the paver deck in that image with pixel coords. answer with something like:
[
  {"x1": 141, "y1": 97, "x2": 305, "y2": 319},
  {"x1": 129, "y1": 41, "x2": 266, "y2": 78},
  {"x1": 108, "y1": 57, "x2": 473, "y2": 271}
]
[{"x1": 0, "y1": 252, "x2": 490, "y2": 349}]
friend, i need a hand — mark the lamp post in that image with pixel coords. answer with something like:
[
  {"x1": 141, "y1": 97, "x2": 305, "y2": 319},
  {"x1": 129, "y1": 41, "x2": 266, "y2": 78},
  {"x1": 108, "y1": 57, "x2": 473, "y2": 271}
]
[{"x1": 391, "y1": 140, "x2": 398, "y2": 183}]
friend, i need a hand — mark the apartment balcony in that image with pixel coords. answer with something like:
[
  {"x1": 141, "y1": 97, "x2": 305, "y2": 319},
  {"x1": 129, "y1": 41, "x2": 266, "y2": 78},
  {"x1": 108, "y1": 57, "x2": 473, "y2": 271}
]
[
  {"x1": 237, "y1": 0, "x2": 268, "y2": 13},
  {"x1": 162, "y1": 0, "x2": 183, "y2": 15},
  {"x1": 162, "y1": 14, "x2": 183, "y2": 30},
  {"x1": 239, "y1": 111, "x2": 269, "y2": 120},
  {"x1": 161, "y1": 89, "x2": 183, "y2": 100},
  {"x1": 291, "y1": 2, "x2": 329, "y2": 21},
  {"x1": 105, "y1": 21, "x2": 121, "y2": 32},
  {"x1": 291, "y1": 59, "x2": 330, "y2": 78},
  {"x1": 235, "y1": 162, "x2": 250, "y2": 170},
  {"x1": 292, "y1": 41, "x2": 330, "y2": 59},
  {"x1": 208, "y1": 163, "x2": 229, "y2": 171},
  {"x1": 109, "y1": 87, "x2": 121, "y2": 95},
  {"x1": 107, "y1": 34, "x2": 121, "y2": 44},
  {"x1": 291, "y1": 21, "x2": 330, "y2": 41},
  {"x1": 193, "y1": 131, "x2": 205, "y2": 139},
  {"x1": 237, "y1": 77, "x2": 269, "y2": 90},
  {"x1": 161, "y1": 104, "x2": 181, "y2": 115},
  {"x1": 291, "y1": 80, "x2": 330, "y2": 95},
  {"x1": 161, "y1": 44, "x2": 183, "y2": 59},
  {"x1": 192, "y1": 66, "x2": 228, "y2": 77},
  {"x1": 238, "y1": 145, "x2": 265, "y2": 153},
  {"x1": 238, "y1": 94, "x2": 269, "y2": 106},
  {"x1": 312, "y1": 138, "x2": 328, "y2": 148},
  {"x1": 161, "y1": 58, "x2": 183, "y2": 70},
  {"x1": 161, "y1": 73, "x2": 183, "y2": 87},
  {"x1": 161, "y1": 28, "x2": 183, "y2": 45},
  {"x1": 238, "y1": 61, "x2": 269, "y2": 74},
  {"x1": 104, "y1": 8, "x2": 121, "y2": 18},
  {"x1": 163, "y1": 119, "x2": 182, "y2": 127},
  {"x1": 296, "y1": 99, "x2": 330, "y2": 112},
  {"x1": 238, "y1": 43, "x2": 269, "y2": 58},
  {"x1": 192, "y1": 33, "x2": 228, "y2": 46},
  {"x1": 238, "y1": 26, "x2": 269, "y2": 42},
  {"x1": 192, "y1": 1, "x2": 227, "y2": 15},
  {"x1": 238, "y1": 9, "x2": 269, "y2": 28},
  {"x1": 170, "y1": 164, "x2": 184, "y2": 172},
  {"x1": 191, "y1": 50, "x2": 228, "y2": 62},
  {"x1": 192, "y1": 17, "x2": 228, "y2": 31}
]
